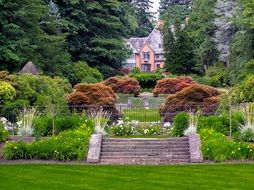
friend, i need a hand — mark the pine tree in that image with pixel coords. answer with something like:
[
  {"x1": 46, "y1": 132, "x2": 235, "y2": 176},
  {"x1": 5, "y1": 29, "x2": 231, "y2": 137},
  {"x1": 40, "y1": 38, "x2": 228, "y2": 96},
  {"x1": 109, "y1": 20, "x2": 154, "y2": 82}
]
[
  {"x1": 132, "y1": 0, "x2": 154, "y2": 37},
  {"x1": 56, "y1": 0, "x2": 129, "y2": 78},
  {"x1": 0, "y1": 0, "x2": 45, "y2": 71},
  {"x1": 159, "y1": 0, "x2": 192, "y2": 16},
  {"x1": 163, "y1": 20, "x2": 195, "y2": 74}
]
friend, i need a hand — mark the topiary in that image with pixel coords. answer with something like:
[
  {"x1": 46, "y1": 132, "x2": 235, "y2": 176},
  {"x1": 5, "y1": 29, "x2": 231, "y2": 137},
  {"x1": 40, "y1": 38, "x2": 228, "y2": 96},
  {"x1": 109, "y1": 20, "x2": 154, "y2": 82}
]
[
  {"x1": 153, "y1": 76, "x2": 195, "y2": 97},
  {"x1": 160, "y1": 84, "x2": 220, "y2": 122},
  {"x1": 172, "y1": 112, "x2": 189, "y2": 137},
  {"x1": 0, "y1": 81, "x2": 16, "y2": 104}
]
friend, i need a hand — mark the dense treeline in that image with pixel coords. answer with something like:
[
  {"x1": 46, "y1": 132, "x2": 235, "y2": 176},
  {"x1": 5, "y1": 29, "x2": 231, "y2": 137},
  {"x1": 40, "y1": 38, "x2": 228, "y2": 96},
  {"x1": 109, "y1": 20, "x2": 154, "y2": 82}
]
[{"x1": 0, "y1": 0, "x2": 154, "y2": 80}]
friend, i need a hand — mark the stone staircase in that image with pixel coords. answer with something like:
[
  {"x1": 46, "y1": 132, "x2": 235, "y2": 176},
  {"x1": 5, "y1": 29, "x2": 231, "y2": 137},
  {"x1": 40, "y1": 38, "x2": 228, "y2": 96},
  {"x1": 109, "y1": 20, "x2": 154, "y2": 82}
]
[{"x1": 99, "y1": 137, "x2": 191, "y2": 164}]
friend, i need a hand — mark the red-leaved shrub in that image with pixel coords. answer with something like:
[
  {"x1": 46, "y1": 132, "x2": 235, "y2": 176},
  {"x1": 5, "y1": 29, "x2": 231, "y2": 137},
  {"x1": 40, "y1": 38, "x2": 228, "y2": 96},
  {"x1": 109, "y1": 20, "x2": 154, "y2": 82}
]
[
  {"x1": 103, "y1": 77, "x2": 141, "y2": 97},
  {"x1": 153, "y1": 76, "x2": 195, "y2": 97},
  {"x1": 160, "y1": 84, "x2": 220, "y2": 122},
  {"x1": 67, "y1": 83, "x2": 120, "y2": 119}
]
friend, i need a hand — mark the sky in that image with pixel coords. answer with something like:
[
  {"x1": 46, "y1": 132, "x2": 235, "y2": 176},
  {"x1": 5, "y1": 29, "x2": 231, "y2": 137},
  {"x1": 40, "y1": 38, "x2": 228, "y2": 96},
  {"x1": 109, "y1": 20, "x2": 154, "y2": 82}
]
[{"x1": 150, "y1": 0, "x2": 160, "y2": 18}]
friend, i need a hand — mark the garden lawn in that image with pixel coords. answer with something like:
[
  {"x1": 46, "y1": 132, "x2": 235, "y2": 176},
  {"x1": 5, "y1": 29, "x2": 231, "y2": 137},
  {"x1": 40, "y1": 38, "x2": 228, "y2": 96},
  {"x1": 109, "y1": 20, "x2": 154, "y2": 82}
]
[
  {"x1": 0, "y1": 164, "x2": 254, "y2": 190},
  {"x1": 123, "y1": 108, "x2": 161, "y2": 122}
]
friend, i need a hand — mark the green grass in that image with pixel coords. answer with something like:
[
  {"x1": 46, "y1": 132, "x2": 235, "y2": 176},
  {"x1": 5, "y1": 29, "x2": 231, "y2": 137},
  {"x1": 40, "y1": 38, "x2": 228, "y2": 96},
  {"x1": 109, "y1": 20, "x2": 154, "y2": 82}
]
[
  {"x1": 0, "y1": 164, "x2": 254, "y2": 189},
  {"x1": 123, "y1": 108, "x2": 161, "y2": 122}
]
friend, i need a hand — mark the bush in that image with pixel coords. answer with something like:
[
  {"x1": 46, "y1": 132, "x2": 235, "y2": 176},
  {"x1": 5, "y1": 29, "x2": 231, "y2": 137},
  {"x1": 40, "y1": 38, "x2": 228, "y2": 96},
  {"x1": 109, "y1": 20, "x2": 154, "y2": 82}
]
[
  {"x1": 160, "y1": 84, "x2": 220, "y2": 122},
  {"x1": 153, "y1": 76, "x2": 195, "y2": 97},
  {"x1": 103, "y1": 77, "x2": 141, "y2": 97},
  {"x1": 67, "y1": 83, "x2": 120, "y2": 120},
  {"x1": 0, "y1": 81, "x2": 16, "y2": 104},
  {"x1": 172, "y1": 112, "x2": 189, "y2": 137},
  {"x1": 3, "y1": 124, "x2": 93, "y2": 161},
  {"x1": 63, "y1": 61, "x2": 103, "y2": 85},
  {"x1": 197, "y1": 114, "x2": 243, "y2": 136},
  {"x1": 130, "y1": 72, "x2": 164, "y2": 89},
  {"x1": 0, "y1": 122, "x2": 9, "y2": 142},
  {"x1": 200, "y1": 129, "x2": 254, "y2": 162},
  {"x1": 34, "y1": 114, "x2": 91, "y2": 137},
  {"x1": 68, "y1": 83, "x2": 116, "y2": 106},
  {"x1": 234, "y1": 129, "x2": 254, "y2": 142},
  {"x1": 232, "y1": 75, "x2": 254, "y2": 103}
]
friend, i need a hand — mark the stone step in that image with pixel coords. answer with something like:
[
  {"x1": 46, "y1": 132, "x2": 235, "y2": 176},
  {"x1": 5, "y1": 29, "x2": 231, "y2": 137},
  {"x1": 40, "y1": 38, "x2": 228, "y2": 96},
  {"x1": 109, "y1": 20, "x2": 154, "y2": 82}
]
[
  {"x1": 100, "y1": 155, "x2": 190, "y2": 160},
  {"x1": 99, "y1": 157, "x2": 190, "y2": 164},
  {"x1": 103, "y1": 138, "x2": 189, "y2": 143},
  {"x1": 102, "y1": 141, "x2": 189, "y2": 146},
  {"x1": 100, "y1": 151, "x2": 189, "y2": 157},
  {"x1": 101, "y1": 147, "x2": 190, "y2": 152},
  {"x1": 101, "y1": 144, "x2": 189, "y2": 149}
]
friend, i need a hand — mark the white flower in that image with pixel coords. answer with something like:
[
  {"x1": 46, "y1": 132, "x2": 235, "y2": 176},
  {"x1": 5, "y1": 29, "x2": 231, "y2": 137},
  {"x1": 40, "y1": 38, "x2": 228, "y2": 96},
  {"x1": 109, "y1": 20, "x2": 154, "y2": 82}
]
[{"x1": 163, "y1": 122, "x2": 171, "y2": 128}]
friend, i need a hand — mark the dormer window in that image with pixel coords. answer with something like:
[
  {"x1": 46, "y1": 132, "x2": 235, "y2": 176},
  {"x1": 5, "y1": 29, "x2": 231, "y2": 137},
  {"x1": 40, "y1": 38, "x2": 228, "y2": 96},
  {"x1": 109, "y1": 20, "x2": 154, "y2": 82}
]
[{"x1": 126, "y1": 44, "x2": 130, "y2": 48}]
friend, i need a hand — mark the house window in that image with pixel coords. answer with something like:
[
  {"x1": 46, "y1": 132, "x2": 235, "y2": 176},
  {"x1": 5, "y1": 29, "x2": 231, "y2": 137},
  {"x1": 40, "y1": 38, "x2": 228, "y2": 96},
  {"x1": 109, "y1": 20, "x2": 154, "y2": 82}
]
[
  {"x1": 143, "y1": 52, "x2": 150, "y2": 60},
  {"x1": 159, "y1": 44, "x2": 162, "y2": 48},
  {"x1": 156, "y1": 64, "x2": 161, "y2": 69},
  {"x1": 155, "y1": 54, "x2": 160, "y2": 59},
  {"x1": 126, "y1": 44, "x2": 130, "y2": 48}
]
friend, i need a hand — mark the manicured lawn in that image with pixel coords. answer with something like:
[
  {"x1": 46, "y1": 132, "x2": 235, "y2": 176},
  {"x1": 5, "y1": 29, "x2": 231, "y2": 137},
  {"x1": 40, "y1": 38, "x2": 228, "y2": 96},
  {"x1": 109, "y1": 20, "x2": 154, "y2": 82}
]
[
  {"x1": 123, "y1": 108, "x2": 161, "y2": 122},
  {"x1": 0, "y1": 164, "x2": 254, "y2": 190}
]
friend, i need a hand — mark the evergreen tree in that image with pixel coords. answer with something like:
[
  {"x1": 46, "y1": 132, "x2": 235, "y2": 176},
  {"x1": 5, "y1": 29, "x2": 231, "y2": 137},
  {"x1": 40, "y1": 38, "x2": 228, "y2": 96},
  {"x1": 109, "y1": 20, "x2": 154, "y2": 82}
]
[
  {"x1": 159, "y1": 0, "x2": 191, "y2": 16},
  {"x1": 0, "y1": 0, "x2": 45, "y2": 71},
  {"x1": 186, "y1": 0, "x2": 218, "y2": 74},
  {"x1": 132, "y1": 0, "x2": 154, "y2": 37},
  {"x1": 0, "y1": 0, "x2": 71, "y2": 75},
  {"x1": 56, "y1": 0, "x2": 129, "y2": 78},
  {"x1": 163, "y1": 20, "x2": 195, "y2": 74}
]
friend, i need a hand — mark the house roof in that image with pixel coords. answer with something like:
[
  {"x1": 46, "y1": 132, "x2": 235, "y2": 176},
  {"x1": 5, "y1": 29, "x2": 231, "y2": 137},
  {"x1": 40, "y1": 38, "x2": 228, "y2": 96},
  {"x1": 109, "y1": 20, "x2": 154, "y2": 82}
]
[
  {"x1": 128, "y1": 37, "x2": 147, "y2": 52},
  {"x1": 19, "y1": 61, "x2": 40, "y2": 75},
  {"x1": 127, "y1": 20, "x2": 164, "y2": 54}
]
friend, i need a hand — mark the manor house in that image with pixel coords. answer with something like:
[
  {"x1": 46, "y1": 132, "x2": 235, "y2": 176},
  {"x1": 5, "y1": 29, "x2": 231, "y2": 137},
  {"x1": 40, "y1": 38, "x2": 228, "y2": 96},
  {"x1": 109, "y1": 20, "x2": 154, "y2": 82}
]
[{"x1": 125, "y1": 20, "x2": 165, "y2": 72}]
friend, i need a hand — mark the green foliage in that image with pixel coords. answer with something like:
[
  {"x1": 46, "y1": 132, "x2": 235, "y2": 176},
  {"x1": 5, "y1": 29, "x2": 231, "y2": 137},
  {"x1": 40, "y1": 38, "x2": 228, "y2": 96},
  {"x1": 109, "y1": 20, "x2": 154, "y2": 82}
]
[
  {"x1": 200, "y1": 129, "x2": 254, "y2": 162},
  {"x1": 63, "y1": 61, "x2": 103, "y2": 85},
  {"x1": 3, "y1": 125, "x2": 93, "y2": 161},
  {"x1": 202, "y1": 65, "x2": 230, "y2": 87},
  {"x1": 132, "y1": 0, "x2": 154, "y2": 37},
  {"x1": 172, "y1": 112, "x2": 189, "y2": 137},
  {"x1": 234, "y1": 129, "x2": 254, "y2": 142},
  {"x1": 163, "y1": 20, "x2": 195, "y2": 74},
  {"x1": 160, "y1": 5, "x2": 191, "y2": 24},
  {"x1": 0, "y1": 81, "x2": 16, "y2": 104},
  {"x1": 0, "y1": 122, "x2": 9, "y2": 142},
  {"x1": 12, "y1": 74, "x2": 71, "y2": 107},
  {"x1": 0, "y1": 0, "x2": 71, "y2": 75},
  {"x1": 232, "y1": 75, "x2": 254, "y2": 103},
  {"x1": 130, "y1": 72, "x2": 164, "y2": 89},
  {"x1": 197, "y1": 114, "x2": 243, "y2": 136},
  {"x1": 56, "y1": 0, "x2": 129, "y2": 77},
  {"x1": 34, "y1": 114, "x2": 92, "y2": 137},
  {"x1": 186, "y1": 0, "x2": 218, "y2": 74}
]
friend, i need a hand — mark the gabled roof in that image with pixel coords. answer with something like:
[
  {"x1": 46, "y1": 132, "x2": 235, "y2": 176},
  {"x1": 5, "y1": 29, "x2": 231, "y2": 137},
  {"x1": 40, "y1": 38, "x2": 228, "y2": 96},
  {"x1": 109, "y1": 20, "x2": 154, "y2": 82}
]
[
  {"x1": 128, "y1": 37, "x2": 147, "y2": 52},
  {"x1": 127, "y1": 20, "x2": 164, "y2": 54},
  {"x1": 19, "y1": 61, "x2": 40, "y2": 75}
]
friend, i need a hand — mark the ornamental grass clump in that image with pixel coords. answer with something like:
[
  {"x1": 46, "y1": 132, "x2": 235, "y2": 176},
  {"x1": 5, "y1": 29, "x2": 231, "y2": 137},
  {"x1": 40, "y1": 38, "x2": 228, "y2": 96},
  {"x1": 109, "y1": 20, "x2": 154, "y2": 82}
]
[
  {"x1": 87, "y1": 108, "x2": 111, "y2": 135},
  {"x1": 237, "y1": 103, "x2": 254, "y2": 141},
  {"x1": 17, "y1": 107, "x2": 39, "y2": 136},
  {"x1": 184, "y1": 111, "x2": 201, "y2": 136}
]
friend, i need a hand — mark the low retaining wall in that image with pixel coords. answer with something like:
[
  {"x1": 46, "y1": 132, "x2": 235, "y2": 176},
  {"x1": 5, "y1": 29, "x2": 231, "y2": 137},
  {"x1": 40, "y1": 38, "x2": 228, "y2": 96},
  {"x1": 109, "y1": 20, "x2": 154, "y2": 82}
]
[
  {"x1": 188, "y1": 133, "x2": 203, "y2": 163},
  {"x1": 87, "y1": 134, "x2": 102, "y2": 163}
]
